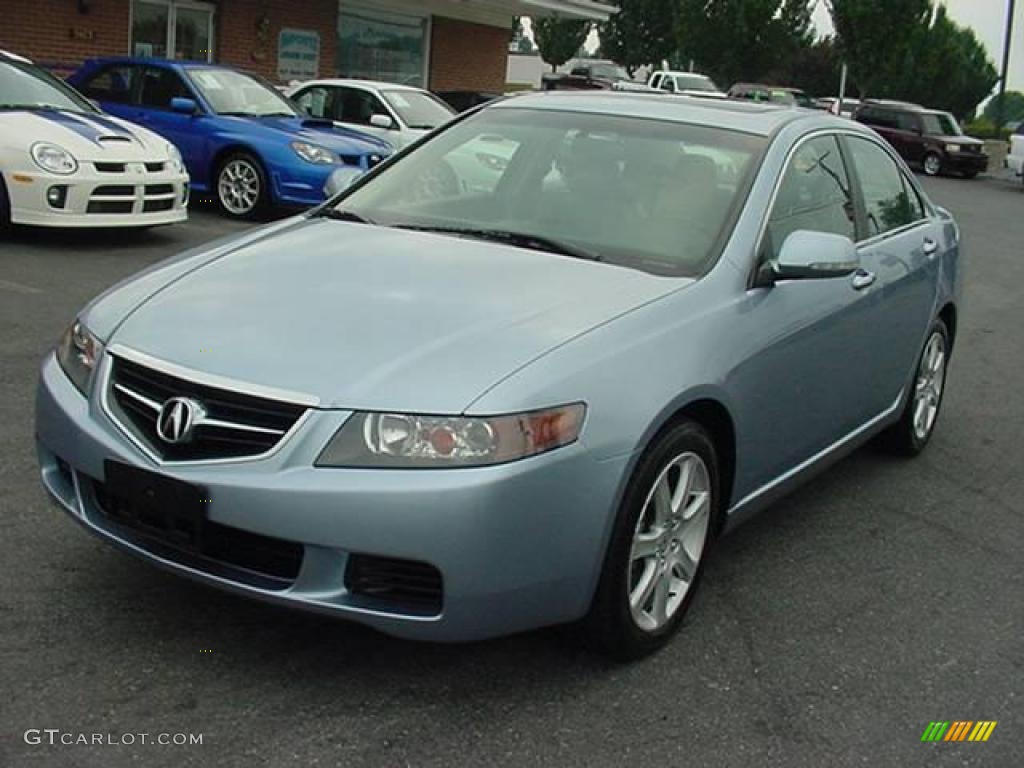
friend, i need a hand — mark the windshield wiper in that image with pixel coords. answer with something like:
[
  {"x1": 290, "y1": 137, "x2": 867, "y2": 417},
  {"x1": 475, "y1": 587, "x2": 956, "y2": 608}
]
[
  {"x1": 317, "y1": 208, "x2": 375, "y2": 225},
  {"x1": 393, "y1": 225, "x2": 602, "y2": 262},
  {"x1": 0, "y1": 104, "x2": 90, "y2": 114}
]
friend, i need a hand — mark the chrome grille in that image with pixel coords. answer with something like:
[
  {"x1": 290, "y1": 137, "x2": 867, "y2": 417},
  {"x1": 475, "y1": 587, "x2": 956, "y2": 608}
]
[{"x1": 106, "y1": 355, "x2": 308, "y2": 462}]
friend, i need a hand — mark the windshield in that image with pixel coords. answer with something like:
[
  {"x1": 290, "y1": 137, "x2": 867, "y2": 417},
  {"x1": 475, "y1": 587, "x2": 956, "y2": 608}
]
[
  {"x1": 381, "y1": 90, "x2": 454, "y2": 130},
  {"x1": 921, "y1": 112, "x2": 961, "y2": 136},
  {"x1": 675, "y1": 75, "x2": 719, "y2": 93},
  {"x1": 0, "y1": 59, "x2": 98, "y2": 113},
  {"x1": 330, "y1": 107, "x2": 764, "y2": 277},
  {"x1": 185, "y1": 68, "x2": 299, "y2": 116}
]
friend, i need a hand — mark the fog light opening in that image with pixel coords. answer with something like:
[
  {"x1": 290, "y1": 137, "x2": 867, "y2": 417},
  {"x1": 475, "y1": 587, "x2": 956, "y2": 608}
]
[{"x1": 46, "y1": 185, "x2": 68, "y2": 209}]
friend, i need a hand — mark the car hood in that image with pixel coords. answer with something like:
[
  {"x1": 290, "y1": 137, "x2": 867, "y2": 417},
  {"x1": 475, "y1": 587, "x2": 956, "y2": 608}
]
[
  {"x1": 0, "y1": 109, "x2": 171, "y2": 161},
  {"x1": 101, "y1": 219, "x2": 686, "y2": 412},
  {"x1": 231, "y1": 115, "x2": 393, "y2": 154}
]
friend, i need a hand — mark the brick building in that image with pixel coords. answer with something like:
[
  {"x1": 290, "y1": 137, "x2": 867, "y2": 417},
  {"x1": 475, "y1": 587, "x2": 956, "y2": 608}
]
[{"x1": 0, "y1": 0, "x2": 614, "y2": 92}]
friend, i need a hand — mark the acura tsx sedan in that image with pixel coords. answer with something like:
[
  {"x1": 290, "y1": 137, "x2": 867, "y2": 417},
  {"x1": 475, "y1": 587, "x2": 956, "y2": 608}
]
[{"x1": 36, "y1": 92, "x2": 961, "y2": 659}]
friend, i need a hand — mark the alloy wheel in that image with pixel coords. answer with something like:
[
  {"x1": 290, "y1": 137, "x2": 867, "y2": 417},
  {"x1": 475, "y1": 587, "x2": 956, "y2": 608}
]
[
  {"x1": 218, "y1": 159, "x2": 261, "y2": 216},
  {"x1": 628, "y1": 451, "x2": 711, "y2": 632},
  {"x1": 913, "y1": 331, "x2": 946, "y2": 441},
  {"x1": 924, "y1": 154, "x2": 942, "y2": 176}
]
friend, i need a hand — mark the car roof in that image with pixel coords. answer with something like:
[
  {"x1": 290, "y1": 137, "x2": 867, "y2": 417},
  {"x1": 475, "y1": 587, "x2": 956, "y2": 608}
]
[
  {"x1": 491, "y1": 91, "x2": 849, "y2": 137},
  {"x1": 290, "y1": 78, "x2": 427, "y2": 93},
  {"x1": 861, "y1": 99, "x2": 925, "y2": 111},
  {"x1": 655, "y1": 71, "x2": 713, "y2": 78},
  {"x1": 82, "y1": 56, "x2": 227, "y2": 71},
  {"x1": 0, "y1": 49, "x2": 33, "y2": 63}
]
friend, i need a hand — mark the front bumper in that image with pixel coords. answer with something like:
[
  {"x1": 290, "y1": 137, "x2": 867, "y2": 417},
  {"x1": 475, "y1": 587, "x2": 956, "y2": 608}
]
[
  {"x1": 944, "y1": 150, "x2": 988, "y2": 175},
  {"x1": 35, "y1": 353, "x2": 625, "y2": 642},
  {"x1": 6, "y1": 163, "x2": 188, "y2": 228}
]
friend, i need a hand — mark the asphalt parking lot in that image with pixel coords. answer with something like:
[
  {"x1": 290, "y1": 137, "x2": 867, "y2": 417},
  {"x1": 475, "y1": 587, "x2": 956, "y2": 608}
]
[{"x1": 1, "y1": 175, "x2": 1022, "y2": 768}]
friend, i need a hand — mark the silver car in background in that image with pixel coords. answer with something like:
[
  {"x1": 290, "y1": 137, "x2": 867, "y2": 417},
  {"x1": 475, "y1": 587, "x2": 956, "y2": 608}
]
[{"x1": 36, "y1": 93, "x2": 961, "y2": 659}]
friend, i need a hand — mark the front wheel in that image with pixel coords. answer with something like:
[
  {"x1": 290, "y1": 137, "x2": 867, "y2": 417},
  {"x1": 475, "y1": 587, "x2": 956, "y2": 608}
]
[
  {"x1": 878, "y1": 319, "x2": 950, "y2": 456},
  {"x1": 583, "y1": 420, "x2": 719, "y2": 660},
  {"x1": 923, "y1": 152, "x2": 943, "y2": 177},
  {"x1": 216, "y1": 153, "x2": 268, "y2": 219}
]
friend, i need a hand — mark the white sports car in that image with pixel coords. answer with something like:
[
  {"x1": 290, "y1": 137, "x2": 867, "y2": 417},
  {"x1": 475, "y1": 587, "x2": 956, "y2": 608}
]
[{"x1": 0, "y1": 51, "x2": 188, "y2": 229}]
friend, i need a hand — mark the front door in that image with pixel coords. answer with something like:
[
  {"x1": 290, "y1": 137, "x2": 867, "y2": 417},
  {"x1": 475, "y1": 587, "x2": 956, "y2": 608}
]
[
  {"x1": 134, "y1": 66, "x2": 207, "y2": 181},
  {"x1": 730, "y1": 134, "x2": 881, "y2": 488}
]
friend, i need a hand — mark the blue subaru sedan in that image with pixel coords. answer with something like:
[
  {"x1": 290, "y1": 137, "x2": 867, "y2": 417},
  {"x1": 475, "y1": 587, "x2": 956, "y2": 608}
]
[
  {"x1": 69, "y1": 59, "x2": 392, "y2": 218},
  {"x1": 36, "y1": 93, "x2": 961, "y2": 659}
]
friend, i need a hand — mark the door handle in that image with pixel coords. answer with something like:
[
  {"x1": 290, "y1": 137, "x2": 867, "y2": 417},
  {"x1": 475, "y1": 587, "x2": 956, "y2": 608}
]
[
  {"x1": 852, "y1": 269, "x2": 876, "y2": 291},
  {"x1": 923, "y1": 238, "x2": 938, "y2": 256}
]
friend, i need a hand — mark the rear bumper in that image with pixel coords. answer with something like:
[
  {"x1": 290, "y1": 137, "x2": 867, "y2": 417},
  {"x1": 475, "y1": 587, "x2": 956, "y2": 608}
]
[{"x1": 35, "y1": 352, "x2": 624, "y2": 642}]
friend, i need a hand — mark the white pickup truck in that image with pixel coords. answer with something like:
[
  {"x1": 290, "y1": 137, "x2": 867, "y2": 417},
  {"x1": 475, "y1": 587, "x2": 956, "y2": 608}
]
[{"x1": 1008, "y1": 130, "x2": 1024, "y2": 186}]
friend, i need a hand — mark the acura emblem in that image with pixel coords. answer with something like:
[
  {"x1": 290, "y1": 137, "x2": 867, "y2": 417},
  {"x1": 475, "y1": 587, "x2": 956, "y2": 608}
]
[{"x1": 156, "y1": 397, "x2": 204, "y2": 444}]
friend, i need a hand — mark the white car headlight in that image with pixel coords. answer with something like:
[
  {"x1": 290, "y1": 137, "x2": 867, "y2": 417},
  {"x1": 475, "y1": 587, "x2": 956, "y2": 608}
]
[
  {"x1": 291, "y1": 141, "x2": 337, "y2": 165},
  {"x1": 946, "y1": 144, "x2": 961, "y2": 153},
  {"x1": 166, "y1": 142, "x2": 185, "y2": 172},
  {"x1": 56, "y1": 320, "x2": 104, "y2": 395},
  {"x1": 316, "y1": 404, "x2": 586, "y2": 468},
  {"x1": 31, "y1": 143, "x2": 78, "y2": 175}
]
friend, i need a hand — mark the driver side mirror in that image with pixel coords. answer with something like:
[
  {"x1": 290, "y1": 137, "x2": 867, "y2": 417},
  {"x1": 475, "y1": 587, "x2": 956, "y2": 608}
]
[
  {"x1": 170, "y1": 97, "x2": 199, "y2": 115},
  {"x1": 756, "y1": 230, "x2": 859, "y2": 287},
  {"x1": 369, "y1": 113, "x2": 395, "y2": 130}
]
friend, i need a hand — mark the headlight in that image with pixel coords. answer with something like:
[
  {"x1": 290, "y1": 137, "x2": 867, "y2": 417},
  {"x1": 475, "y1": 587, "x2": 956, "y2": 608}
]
[
  {"x1": 316, "y1": 403, "x2": 586, "y2": 468},
  {"x1": 56, "y1": 320, "x2": 104, "y2": 395},
  {"x1": 946, "y1": 144, "x2": 961, "y2": 153},
  {"x1": 166, "y1": 142, "x2": 185, "y2": 172},
  {"x1": 291, "y1": 141, "x2": 338, "y2": 165},
  {"x1": 31, "y1": 143, "x2": 78, "y2": 175}
]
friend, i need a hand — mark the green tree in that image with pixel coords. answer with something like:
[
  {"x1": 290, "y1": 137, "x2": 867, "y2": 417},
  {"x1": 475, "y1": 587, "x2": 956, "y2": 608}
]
[
  {"x1": 889, "y1": 6, "x2": 998, "y2": 119},
  {"x1": 599, "y1": 0, "x2": 678, "y2": 76},
  {"x1": 826, "y1": 0, "x2": 931, "y2": 98},
  {"x1": 675, "y1": 0, "x2": 814, "y2": 87},
  {"x1": 533, "y1": 16, "x2": 591, "y2": 72},
  {"x1": 983, "y1": 91, "x2": 1024, "y2": 126}
]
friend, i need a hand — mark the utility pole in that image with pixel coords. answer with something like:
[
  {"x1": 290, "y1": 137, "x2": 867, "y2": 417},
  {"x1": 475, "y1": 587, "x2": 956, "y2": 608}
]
[{"x1": 995, "y1": 0, "x2": 1017, "y2": 130}]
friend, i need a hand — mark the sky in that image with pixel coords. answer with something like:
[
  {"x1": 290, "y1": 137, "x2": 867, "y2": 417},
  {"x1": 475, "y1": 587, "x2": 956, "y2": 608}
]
[{"x1": 812, "y1": 0, "x2": 1023, "y2": 91}]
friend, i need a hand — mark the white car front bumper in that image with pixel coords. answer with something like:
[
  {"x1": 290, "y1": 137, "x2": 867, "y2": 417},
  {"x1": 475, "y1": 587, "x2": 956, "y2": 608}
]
[{"x1": 6, "y1": 161, "x2": 188, "y2": 228}]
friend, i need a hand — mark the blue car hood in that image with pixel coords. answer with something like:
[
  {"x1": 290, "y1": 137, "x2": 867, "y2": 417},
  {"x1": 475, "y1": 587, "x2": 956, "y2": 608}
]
[
  {"x1": 237, "y1": 115, "x2": 393, "y2": 154},
  {"x1": 95, "y1": 219, "x2": 687, "y2": 412}
]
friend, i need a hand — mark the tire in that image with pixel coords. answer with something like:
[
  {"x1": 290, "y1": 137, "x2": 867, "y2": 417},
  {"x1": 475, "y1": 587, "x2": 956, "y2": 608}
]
[
  {"x1": 877, "y1": 319, "x2": 950, "y2": 456},
  {"x1": 923, "y1": 152, "x2": 943, "y2": 177},
  {"x1": 583, "y1": 420, "x2": 720, "y2": 660},
  {"x1": 215, "y1": 152, "x2": 268, "y2": 220}
]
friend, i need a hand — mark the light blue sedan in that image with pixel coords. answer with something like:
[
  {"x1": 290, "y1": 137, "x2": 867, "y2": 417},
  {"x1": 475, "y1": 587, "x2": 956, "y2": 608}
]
[{"x1": 36, "y1": 92, "x2": 961, "y2": 659}]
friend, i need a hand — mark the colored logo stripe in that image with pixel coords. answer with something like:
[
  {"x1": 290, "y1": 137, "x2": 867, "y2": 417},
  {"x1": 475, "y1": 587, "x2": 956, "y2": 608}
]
[{"x1": 921, "y1": 721, "x2": 996, "y2": 742}]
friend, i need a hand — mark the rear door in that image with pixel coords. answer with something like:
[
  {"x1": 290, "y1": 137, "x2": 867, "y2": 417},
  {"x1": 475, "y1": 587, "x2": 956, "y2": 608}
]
[{"x1": 842, "y1": 135, "x2": 940, "y2": 407}]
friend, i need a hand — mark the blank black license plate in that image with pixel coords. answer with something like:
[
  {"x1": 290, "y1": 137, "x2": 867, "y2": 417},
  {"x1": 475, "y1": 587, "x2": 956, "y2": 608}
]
[{"x1": 103, "y1": 461, "x2": 208, "y2": 550}]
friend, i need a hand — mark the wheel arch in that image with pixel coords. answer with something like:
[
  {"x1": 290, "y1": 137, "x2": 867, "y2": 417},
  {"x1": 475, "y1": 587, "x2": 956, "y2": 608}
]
[
  {"x1": 938, "y1": 302, "x2": 957, "y2": 352},
  {"x1": 210, "y1": 144, "x2": 275, "y2": 208}
]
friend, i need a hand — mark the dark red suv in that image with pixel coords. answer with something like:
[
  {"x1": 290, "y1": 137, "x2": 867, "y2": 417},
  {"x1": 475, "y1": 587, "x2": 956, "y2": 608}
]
[{"x1": 854, "y1": 100, "x2": 988, "y2": 178}]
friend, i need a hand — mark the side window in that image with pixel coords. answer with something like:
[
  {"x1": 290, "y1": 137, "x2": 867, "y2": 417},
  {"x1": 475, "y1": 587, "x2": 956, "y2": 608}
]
[
  {"x1": 764, "y1": 135, "x2": 856, "y2": 260},
  {"x1": 293, "y1": 86, "x2": 332, "y2": 119},
  {"x1": 80, "y1": 65, "x2": 137, "y2": 104},
  {"x1": 847, "y1": 137, "x2": 924, "y2": 238},
  {"x1": 650, "y1": 74, "x2": 662, "y2": 90},
  {"x1": 338, "y1": 87, "x2": 385, "y2": 126},
  {"x1": 896, "y1": 112, "x2": 919, "y2": 132},
  {"x1": 139, "y1": 67, "x2": 191, "y2": 110},
  {"x1": 661, "y1": 77, "x2": 674, "y2": 93}
]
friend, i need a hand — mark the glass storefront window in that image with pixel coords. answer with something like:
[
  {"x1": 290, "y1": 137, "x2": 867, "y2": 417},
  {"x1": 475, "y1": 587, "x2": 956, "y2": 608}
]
[
  {"x1": 338, "y1": 7, "x2": 427, "y2": 87},
  {"x1": 131, "y1": 1, "x2": 214, "y2": 62}
]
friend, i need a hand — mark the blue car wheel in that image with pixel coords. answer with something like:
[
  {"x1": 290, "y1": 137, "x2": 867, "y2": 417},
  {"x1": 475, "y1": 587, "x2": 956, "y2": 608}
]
[{"x1": 216, "y1": 152, "x2": 268, "y2": 219}]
